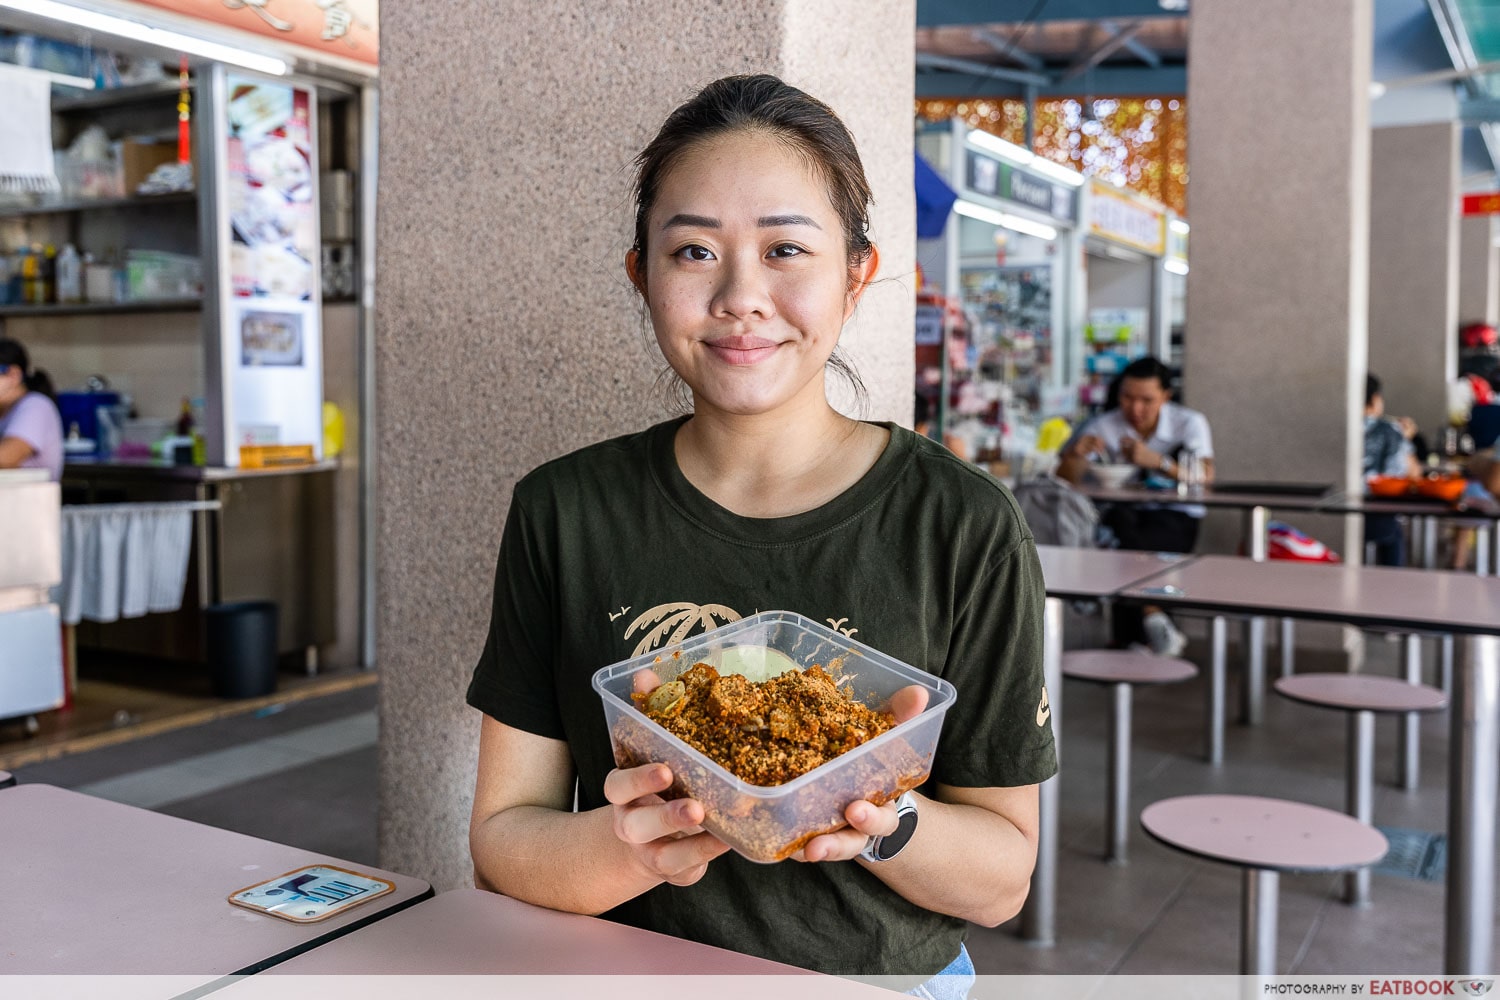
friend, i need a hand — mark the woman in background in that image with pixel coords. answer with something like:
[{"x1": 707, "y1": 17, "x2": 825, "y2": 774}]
[{"x1": 0, "y1": 335, "x2": 63, "y2": 480}]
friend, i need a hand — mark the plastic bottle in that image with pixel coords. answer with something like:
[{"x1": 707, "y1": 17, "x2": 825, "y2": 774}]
[
  {"x1": 19, "y1": 247, "x2": 39, "y2": 304},
  {"x1": 41, "y1": 244, "x2": 57, "y2": 304},
  {"x1": 56, "y1": 243, "x2": 82, "y2": 304}
]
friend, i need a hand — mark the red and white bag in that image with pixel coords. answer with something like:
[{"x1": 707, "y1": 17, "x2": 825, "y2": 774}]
[{"x1": 1267, "y1": 521, "x2": 1341, "y2": 563}]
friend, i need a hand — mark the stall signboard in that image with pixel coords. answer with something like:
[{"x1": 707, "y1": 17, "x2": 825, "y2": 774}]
[
  {"x1": 1087, "y1": 180, "x2": 1167, "y2": 256},
  {"x1": 129, "y1": 0, "x2": 379, "y2": 66},
  {"x1": 964, "y1": 151, "x2": 1078, "y2": 224},
  {"x1": 1168, "y1": 222, "x2": 1188, "y2": 263},
  {"x1": 966, "y1": 150, "x2": 1002, "y2": 198},
  {"x1": 915, "y1": 304, "x2": 944, "y2": 346},
  {"x1": 212, "y1": 69, "x2": 323, "y2": 467},
  {"x1": 1005, "y1": 167, "x2": 1078, "y2": 225},
  {"x1": 1462, "y1": 192, "x2": 1500, "y2": 216}
]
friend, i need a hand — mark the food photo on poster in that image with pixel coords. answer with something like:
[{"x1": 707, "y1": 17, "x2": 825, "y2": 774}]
[
  {"x1": 226, "y1": 76, "x2": 316, "y2": 301},
  {"x1": 240, "y1": 309, "x2": 305, "y2": 368}
]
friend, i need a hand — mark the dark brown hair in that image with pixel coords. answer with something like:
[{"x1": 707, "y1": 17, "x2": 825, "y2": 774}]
[
  {"x1": 631, "y1": 74, "x2": 874, "y2": 276},
  {"x1": 0, "y1": 336, "x2": 55, "y2": 403},
  {"x1": 630, "y1": 74, "x2": 874, "y2": 409}
]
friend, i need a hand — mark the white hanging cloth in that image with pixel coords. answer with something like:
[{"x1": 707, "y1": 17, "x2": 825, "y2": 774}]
[
  {"x1": 0, "y1": 63, "x2": 59, "y2": 193},
  {"x1": 55, "y1": 502, "x2": 217, "y2": 626}
]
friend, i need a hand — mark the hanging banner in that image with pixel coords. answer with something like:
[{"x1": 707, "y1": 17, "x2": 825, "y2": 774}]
[
  {"x1": 1087, "y1": 180, "x2": 1167, "y2": 256},
  {"x1": 130, "y1": 0, "x2": 379, "y2": 66},
  {"x1": 1462, "y1": 192, "x2": 1500, "y2": 216},
  {"x1": 217, "y1": 69, "x2": 323, "y2": 467}
]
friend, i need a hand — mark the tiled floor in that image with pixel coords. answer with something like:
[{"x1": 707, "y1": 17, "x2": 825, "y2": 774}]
[
  {"x1": 12, "y1": 683, "x2": 381, "y2": 866},
  {"x1": 974, "y1": 628, "x2": 1494, "y2": 975},
  {"x1": 9, "y1": 628, "x2": 1498, "y2": 975}
]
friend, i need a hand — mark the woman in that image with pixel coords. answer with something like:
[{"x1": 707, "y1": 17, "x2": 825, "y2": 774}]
[
  {"x1": 467, "y1": 75, "x2": 1054, "y2": 992},
  {"x1": 0, "y1": 336, "x2": 63, "y2": 481}
]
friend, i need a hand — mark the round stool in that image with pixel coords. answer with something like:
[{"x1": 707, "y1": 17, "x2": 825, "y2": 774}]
[
  {"x1": 1063, "y1": 649, "x2": 1197, "y2": 864},
  {"x1": 1273, "y1": 673, "x2": 1446, "y2": 906},
  {"x1": 1141, "y1": 795, "x2": 1388, "y2": 975},
  {"x1": 0, "y1": 770, "x2": 13, "y2": 789}
]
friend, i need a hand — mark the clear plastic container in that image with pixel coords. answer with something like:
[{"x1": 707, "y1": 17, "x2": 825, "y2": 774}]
[{"x1": 591, "y1": 611, "x2": 956, "y2": 863}]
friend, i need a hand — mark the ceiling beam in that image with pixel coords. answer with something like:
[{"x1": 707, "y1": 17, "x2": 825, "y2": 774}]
[
  {"x1": 970, "y1": 27, "x2": 1046, "y2": 71},
  {"x1": 914, "y1": 52, "x2": 1053, "y2": 87},
  {"x1": 1057, "y1": 20, "x2": 1147, "y2": 82},
  {"x1": 1427, "y1": 0, "x2": 1500, "y2": 175},
  {"x1": 917, "y1": 0, "x2": 1184, "y2": 28},
  {"x1": 916, "y1": 64, "x2": 1187, "y2": 98},
  {"x1": 1460, "y1": 98, "x2": 1500, "y2": 123},
  {"x1": 1100, "y1": 18, "x2": 1161, "y2": 68}
]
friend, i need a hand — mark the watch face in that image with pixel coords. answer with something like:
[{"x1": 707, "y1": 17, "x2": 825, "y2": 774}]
[{"x1": 876, "y1": 807, "x2": 919, "y2": 861}]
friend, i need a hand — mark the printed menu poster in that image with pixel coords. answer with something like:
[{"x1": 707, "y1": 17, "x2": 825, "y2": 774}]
[
  {"x1": 228, "y1": 79, "x2": 316, "y2": 303},
  {"x1": 219, "y1": 71, "x2": 323, "y2": 467}
]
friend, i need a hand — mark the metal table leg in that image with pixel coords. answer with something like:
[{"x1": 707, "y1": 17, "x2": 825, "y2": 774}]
[
  {"x1": 1280, "y1": 617, "x2": 1295, "y2": 678},
  {"x1": 1398, "y1": 634, "x2": 1421, "y2": 791},
  {"x1": 1243, "y1": 506, "x2": 1269, "y2": 724},
  {"x1": 1207, "y1": 616, "x2": 1227, "y2": 765},
  {"x1": 1247, "y1": 506, "x2": 1270, "y2": 562},
  {"x1": 1442, "y1": 634, "x2": 1455, "y2": 697},
  {"x1": 1445, "y1": 634, "x2": 1500, "y2": 975},
  {"x1": 1242, "y1": 868, "x2": 1279, "y2": 976},
  {"x1": 1421, "y1": 516, "x2": 1438, "y2": 569},
  {"x1": 1346, "y1": 710, "x2": 1374, "y2": 906},
  {"x1": 1107, "y1": 682, "x2": 1131, "y2": 864},
  {"x1": 1022, "y1": 596, "x2": 1063, "y2": 946}
]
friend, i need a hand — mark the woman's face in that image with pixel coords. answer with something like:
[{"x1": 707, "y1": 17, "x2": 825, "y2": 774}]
[
  {"x1": 629, "y1": 130, "x2": 875, "y2": 419},
  {"x1": 0, "y1": 363, "x2": 24, "y2": 408}
]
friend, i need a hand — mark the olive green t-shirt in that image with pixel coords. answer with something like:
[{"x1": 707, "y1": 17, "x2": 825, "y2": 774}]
[{"x1": 466, "y1": 417, "x2": 1056, "y2": 977}]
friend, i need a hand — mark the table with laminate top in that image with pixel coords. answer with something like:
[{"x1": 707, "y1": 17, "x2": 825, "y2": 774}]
[
  {"x1": 1023, "y1": 545, "x2": 1198, "y2": 947},
  {"x1": 207, "y1": 888, "x2": 894, "y2": 998},
  {"x1": 1312, "y1": 492, "x2": 1500, "y2": 574},
  {"x1": 0, "y1": 784, "x2": 432, "y2": 985},
  {"x1": 1118, "y1": 555, "x2": 1500, "y2": 975},
  {"x1": 1075, "y1": 482, "x2": 1340, "y2": 722}
]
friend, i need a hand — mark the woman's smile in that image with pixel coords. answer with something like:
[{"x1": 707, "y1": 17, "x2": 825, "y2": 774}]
[{"x1": 704, "y1": 334, "x2": 781, "y2": 366}]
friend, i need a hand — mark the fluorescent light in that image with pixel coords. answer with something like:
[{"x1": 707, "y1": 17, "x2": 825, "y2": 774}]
[
  {"x1": 1163, "y1": 259, "x2": 1190, "y2": 275},
  {"x1": 0, "y1": 0, "x2": 289, "y2": 76},
  {"x1": 954, "y1": 199, "x2": 1058, "y2": 240},
  {"x1": 1028, "y1": 156, "x2": 1086, "y2": 188},
  {"x1": 966, "y1": 129, "x2": 1085, "y2": 187},
  {"x1": 1169, "y1": 219, "x2": 1191, "y2": 235},
  {"x1": 3, "y1": 64, "x2": 95, "y2": 88},
  {"x1": 965, "y1": 129, "x2": 1035, "y2": 167}
]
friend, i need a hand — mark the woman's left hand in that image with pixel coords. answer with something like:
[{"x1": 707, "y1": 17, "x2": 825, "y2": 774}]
[{"x1": 793, "y1": 684, "x2": 928, "y2": 864}]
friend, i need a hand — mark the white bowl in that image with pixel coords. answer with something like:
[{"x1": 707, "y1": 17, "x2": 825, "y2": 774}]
[{"x1": 1089, "y1": 463, "x2": 1139, "y2": 489}]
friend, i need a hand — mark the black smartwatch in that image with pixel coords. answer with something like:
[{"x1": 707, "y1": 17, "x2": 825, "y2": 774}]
[{"x1": 858, "y1": 792, "x2": 919, "y2": 863}]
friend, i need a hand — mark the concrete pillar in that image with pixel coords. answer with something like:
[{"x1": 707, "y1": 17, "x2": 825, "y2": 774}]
[
  {"x1": 1459, "y1": 215, "x2": 1498, "y2": 329},
  {"x1": 1186, "y1": 0, "x2": 1371, "y2": 567},
  {"x1": 1369, "y1": 123, "x2": 1460, "y2": 433},
  {"x1": 376, "y1": 1, "x2": 915, "y2": 890}
]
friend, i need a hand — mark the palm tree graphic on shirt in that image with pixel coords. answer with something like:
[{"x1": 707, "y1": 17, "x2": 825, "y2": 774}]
[{"x1": 623, "y1": 602, "x2": 741, "y2": 657}]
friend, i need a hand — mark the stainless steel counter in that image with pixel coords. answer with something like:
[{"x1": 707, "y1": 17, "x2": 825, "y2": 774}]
[{"x1": 64, "y1": 458, "x2": 340, "y2": 482}]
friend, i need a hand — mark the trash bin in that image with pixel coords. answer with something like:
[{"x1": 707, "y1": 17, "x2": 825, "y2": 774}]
[{"x1": 205, "y1": 600, "x2": 279, "y2": 699}]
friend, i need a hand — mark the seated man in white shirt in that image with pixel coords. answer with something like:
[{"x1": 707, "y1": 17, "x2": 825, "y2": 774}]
[{"x1": 1057, "y1": 357, "x2": 1215, "y2": 656}]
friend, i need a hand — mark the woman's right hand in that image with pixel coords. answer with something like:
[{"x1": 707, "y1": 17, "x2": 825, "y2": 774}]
[{"x1": 603, "y1": 763, "x2": 731, "y2": 886}]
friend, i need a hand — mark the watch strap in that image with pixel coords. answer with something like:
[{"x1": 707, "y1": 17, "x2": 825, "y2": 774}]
[{"x1": 858, "y1": 792, "x2": 919, "y2": 863}]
